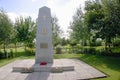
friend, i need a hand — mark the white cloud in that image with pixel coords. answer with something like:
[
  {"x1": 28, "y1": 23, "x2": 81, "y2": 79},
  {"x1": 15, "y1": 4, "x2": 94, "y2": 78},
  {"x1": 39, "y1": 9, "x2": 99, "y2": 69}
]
[
  {"x1": 7, "y1": 0, "x2": 86, "y2": 38},
  {"x1": 46, "y1": 0, "x2": 86, "y2": 38},
  {"x1": 19, "y1": 13, "x2": 37, "y2": 21},
  {"x1": 7, "y1": 12, "x2": 37, "y2": 23},
  {"x1": 7, "y1": 12, "x2": 18, "y2": 23},
  {"x1": 31, "y1": 0, "x2": 37, "y2": 2}
]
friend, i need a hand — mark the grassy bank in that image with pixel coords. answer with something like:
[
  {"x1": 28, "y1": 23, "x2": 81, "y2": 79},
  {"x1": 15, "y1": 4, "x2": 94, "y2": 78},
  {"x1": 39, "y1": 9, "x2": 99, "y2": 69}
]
[{"x1": 79, "y1": 54, "x2": 120, "y2": 80}]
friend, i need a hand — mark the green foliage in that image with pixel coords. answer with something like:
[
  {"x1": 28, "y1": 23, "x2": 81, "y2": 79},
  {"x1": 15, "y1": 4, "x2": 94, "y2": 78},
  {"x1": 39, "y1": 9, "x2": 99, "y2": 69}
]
[
  {"x1": 0, "y1": 50, "x2": 14, "y2": 59},
  {"x1": 14, "y1": 16, "x2": 36, "y2": 45},
  {"x1": 112, "y1": 47, "x2": 120, "y2": 53},
  {"x1": 27, "y1": 43, "x2": 35, "y2": 48},
  {"x1": 0, "y1": 9, "x2": 15, "y2": 55},
  {"x1": 55, "y1": 45, "x2": 62, "y2": 54},
  {"x1": 0, "y1": 9, "x2": 13, "y2": 42},
  {"x1": 84, "y1": 0, "x2": 120, "y2": 51},
  {"x1": 52, "y1": 16, "x2": 63, "y2": 47},
  {"x1": 70, "y1": 19, "x2": 83, "y2": 42},
  {"x1": 25, "y1": 48, "x2": 35, "y2": 56},
  {"x1": 25, "y1": 43, "x2": 35, "y2": 56},
  {"x1": 113, "y1": 38, "x2": 120, "y2": 47},
  {"x1": 60, "y1": 38, "x2": 69, "y2": 46},
  {"x1": 69, "y1": 6, "x2": 91, "y2": 48},
  {"x1": 90, "y1": 40, "x2": 102, "y2": 46},
  {"x1": 69, "y1": 40, "x2": 77, "y2": 46},
  {"x1": 84, "y1": 47, "x2": 96, "y2": 54},
  {"x1": 85, "y1": 2, "x2": 104, "y2": 39},
  {"x1": 0, "y1": 51, "x2": 4, "y2": 59}
]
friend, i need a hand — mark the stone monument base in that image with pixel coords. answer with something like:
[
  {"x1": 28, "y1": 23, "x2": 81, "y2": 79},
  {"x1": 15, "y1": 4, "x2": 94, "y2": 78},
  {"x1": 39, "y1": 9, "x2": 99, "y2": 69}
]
[
  {"x1": 13, "y1": 62, "x2": 74, "y2": 73},
  {"x1": 34, "y1": 63, "x2": 74, "y2": 73},
  {"x1": 4, "y1": 59, "x2": 107, "y2": 80}
]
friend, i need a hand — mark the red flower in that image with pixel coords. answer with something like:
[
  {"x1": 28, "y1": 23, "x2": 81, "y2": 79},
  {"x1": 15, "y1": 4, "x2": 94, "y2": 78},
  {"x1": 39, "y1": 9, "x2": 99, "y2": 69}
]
[{"x1": 40, "y1": 62, "x2": 47, "y2": 65}]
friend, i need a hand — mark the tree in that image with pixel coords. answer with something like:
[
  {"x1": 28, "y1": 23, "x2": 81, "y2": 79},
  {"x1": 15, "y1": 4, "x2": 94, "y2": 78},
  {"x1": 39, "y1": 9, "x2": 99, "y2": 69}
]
[
  {"x1": 10, "y1": 27, "x2": 18, "y2": 53},
  {"x1": 0, "y1": 9, "x2": 14, "y2": 54},
  {"x1": 102, "y1": 0, "x2": 120, "y2": 50},
  {"x1": 52, "y1": 15, "x2": 62, "y2": 46},
  {"x1": 15, "y1": 16, "x2": 36, "y2": 50},
  {"x1": 85, "y1": 1, "x2": 104, "y2": 45},
  {"x1": 60, "y1": 37, "x2": 69, "y2": 46},
  {"x1": 84, "y1": 0, "x2": 120, "y2": 52},
  {"x1": 69, "y1": 6, "x2": 90, "y2": 46}
]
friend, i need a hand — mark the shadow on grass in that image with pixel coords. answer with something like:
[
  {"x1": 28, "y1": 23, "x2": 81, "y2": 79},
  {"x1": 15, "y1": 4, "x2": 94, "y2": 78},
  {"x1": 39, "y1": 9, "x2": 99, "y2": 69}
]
[{"x1": 79, "y1": 54, "x2": 120, "y2": 72}]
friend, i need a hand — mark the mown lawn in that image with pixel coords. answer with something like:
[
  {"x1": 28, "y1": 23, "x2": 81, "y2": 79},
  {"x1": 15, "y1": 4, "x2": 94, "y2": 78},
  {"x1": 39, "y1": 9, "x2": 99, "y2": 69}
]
[
  {"x1": 79, "y1": 54, "x2": 120, "y2": 80},
  {"x1": 0, "y1": 53, "x2": 120, "y2": 80}
]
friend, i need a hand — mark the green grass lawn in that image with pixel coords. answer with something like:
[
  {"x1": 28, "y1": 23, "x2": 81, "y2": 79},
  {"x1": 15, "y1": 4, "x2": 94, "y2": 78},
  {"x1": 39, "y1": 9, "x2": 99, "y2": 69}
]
[
  {"x1": 79, "y1": 54, "x2": 120, "y2": 80},
  {"x1": 0, "y1": 47, "x2": 25, "y2": 53},
  {"x1": 0, "y1": 53, "x2": 120, "y2": 80}
]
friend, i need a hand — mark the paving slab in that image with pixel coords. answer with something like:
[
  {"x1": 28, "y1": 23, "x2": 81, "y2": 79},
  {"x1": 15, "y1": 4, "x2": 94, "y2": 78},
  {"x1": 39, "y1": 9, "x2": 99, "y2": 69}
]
[{"x1": 0, "y1": 59, "x2": 107, "y2": 80}]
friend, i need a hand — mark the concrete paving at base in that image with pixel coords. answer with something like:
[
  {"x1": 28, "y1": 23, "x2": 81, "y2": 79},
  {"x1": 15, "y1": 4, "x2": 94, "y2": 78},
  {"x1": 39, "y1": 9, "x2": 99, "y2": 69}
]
[{"x1": 0, "y1": 59, "x2": 107, "y2": 80}]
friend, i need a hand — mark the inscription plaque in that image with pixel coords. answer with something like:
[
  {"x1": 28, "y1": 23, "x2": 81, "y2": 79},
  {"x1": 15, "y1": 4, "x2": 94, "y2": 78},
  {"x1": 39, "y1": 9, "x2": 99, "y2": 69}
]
[
  {"x1": 40, "y1": 43, "x2": 48, "y2": 48},
  {"x1": 41, "y1": 28, "x2": 47, "y2": 35},
  {"x1": 43, "y1": 16, "x2": 46, "y2": 20}
]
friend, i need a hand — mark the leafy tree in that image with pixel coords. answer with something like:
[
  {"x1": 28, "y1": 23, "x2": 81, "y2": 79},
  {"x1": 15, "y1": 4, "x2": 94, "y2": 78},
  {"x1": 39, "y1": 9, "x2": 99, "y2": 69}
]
[
  {"x1": 52, "y1": 15, "x2": 62, "y2": 47},
  {"x1": 85, "y1": 1, "x2": 104, "y2": 45},
  {"x1": 102, "y1": 0, "x2": 120, "y2": 50},
  {"x1": 10, "y1": 27, "x2": 17, "y2": 52},
  {"x1": 69, "y1": 6, "x2": 90, "y2": 46},
  {"x1": 84, "y1": 0, "x2": 120, "y2": 52},
  {"x1": 0, "y1": 9, "x2": 14, "y2": 54},
  {"x1": 15, "y1": 16, "x2": 36, "y2": 50},
  {"x1": 60, "y1": 37, "x2": 69, "y2": 46}
]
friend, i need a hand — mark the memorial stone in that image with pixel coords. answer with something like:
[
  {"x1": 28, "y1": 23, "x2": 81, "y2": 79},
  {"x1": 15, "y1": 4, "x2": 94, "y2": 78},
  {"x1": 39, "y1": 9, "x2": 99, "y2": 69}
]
[{"x1": 35, "y1": 6, "x2": 53, "y2": 63}]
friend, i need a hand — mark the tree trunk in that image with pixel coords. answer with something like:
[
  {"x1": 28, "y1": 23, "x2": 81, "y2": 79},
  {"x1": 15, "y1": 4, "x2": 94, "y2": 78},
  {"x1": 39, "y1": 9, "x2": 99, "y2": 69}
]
[
  {"x1": 3, "y1": 42, "x2": 7, "y2": 58},
  {"x1": 14, "y1": 43, "x2": 17, "y2": 53},
  {"x1": 3, "y1": 43, "x2": 6, "y2": 54},
  {"x1": 25, "y1": 44, "x2": 26, "y2": 51},
  {"x1": 105, "y1": 41, "x2": 107, "y2": 51},
  {"x1": 108, "y1": 43, "x2": 112, "y2": 53}
]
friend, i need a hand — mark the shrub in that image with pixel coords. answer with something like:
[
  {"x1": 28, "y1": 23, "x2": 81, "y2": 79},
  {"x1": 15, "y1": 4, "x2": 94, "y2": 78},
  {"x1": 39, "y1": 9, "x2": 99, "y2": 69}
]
[
  {"x1": 90, "y1": 40, "x2": 102, "y2": 47},
  {"x1": 25, "y1": 48, "x2": 35, "y2": 56},
  {"x1": 55, "y1": 45, "x2": 62, "y2": 54},
  {"x1": 9, "y1": 49, "x2": 14, "y2": 58},
  {"x1": 0, "y1": 51, "x2": 4, "y2": 59},
  {"x1": 73, "y1": 44, "x2": 82, "y2": 53},
  {"x1": 84, "y1": 48, "x2": 96, "y2": 54},
  {"x1": 70, "y1": 41, "x2": 77, "y2": 46},
  {"x1": 113, "y1": 39, "x2": 120, "y2": 47},
  {"x1": 27, "y1": 43, "x2": 35, "y2": 48},
  {"x1": 96, "y1": 40, "x2": 102, "y2": 46}
]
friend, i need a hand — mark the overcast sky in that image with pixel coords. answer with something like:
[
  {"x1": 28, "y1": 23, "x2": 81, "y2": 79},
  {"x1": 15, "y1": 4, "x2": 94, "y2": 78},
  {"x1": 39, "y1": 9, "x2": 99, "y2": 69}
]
[{"x1": 0, "y1": 0, "x2": 86, "y2": 37}]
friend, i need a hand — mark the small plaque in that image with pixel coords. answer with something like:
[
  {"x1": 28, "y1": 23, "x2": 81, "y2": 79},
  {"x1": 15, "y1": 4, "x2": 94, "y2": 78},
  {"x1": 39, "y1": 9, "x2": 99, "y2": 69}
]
[
  {"x1": 43, "y1": 16, "x2": 46, "y2": 20},
  {"x1": 41, "y1": 28, "x2": 47, "y2": 35},
  {"x1": 40, "y1": 43, "x2": 48, "y2": 48}
]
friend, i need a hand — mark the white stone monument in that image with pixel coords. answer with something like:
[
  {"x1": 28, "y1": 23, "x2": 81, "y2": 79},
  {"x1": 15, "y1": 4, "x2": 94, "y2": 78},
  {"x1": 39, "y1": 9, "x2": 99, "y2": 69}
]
[
  {"x1": 13, "y1": 6, "x2": 74, "y2": 73},
  {"x1": 35, "y1": 6, "x2": 53, "y2": 64}
]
